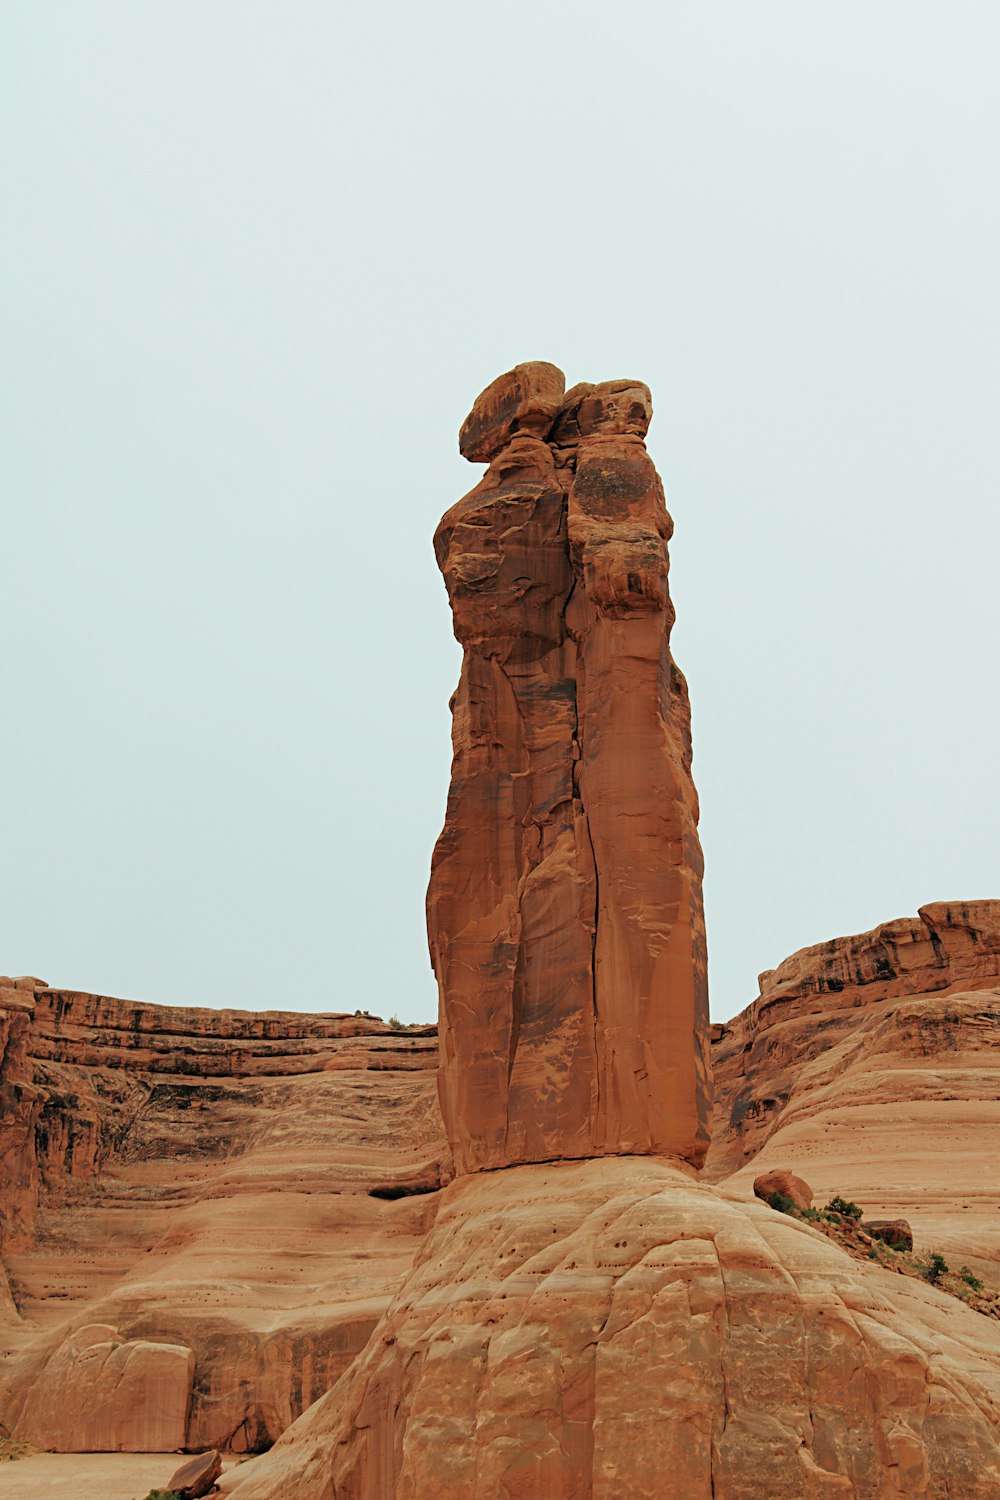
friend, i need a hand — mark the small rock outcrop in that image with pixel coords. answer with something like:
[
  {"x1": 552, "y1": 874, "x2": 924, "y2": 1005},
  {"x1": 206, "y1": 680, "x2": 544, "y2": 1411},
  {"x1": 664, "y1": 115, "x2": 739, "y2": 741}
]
[
  {"x1": 862, "y1": 1218, "x2": 914, "y2": 1252},
  {"x1": 428, "y1": 362, "x2": 710, "y2": 1173},
  {"x1": 167, "y1": 1448, "x2": 224, "y2": 1498},
  {"x1": 753, "y1": 1168, "x2": 813, "y2": 1212}
]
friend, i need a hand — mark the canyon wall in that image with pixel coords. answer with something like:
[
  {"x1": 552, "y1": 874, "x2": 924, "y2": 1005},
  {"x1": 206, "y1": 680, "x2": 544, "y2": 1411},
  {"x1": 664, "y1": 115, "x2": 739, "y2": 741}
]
[
  {"x1": 0, "y1": 980, "x2": 449, "y2": 1452},
  {"x1": 427, "y1": 363, "x2": 710, "y2": 1174},
  {"x1": 707, "y1": 901, "x2": 1000, "y2": 1275}
]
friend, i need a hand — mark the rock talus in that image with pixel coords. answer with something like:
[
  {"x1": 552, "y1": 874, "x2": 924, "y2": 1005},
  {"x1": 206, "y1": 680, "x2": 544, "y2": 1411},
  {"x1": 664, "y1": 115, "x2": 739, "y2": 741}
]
[{"x1": 428, "y1": 364, "x2": 710, "y2": 1173}]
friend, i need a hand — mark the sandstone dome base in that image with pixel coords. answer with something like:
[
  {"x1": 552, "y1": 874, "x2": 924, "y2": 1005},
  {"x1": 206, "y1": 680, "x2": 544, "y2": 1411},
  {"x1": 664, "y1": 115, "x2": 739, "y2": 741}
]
[{"x1": 229, "y1": 1158, "x2": 1000, "y2": 1500}]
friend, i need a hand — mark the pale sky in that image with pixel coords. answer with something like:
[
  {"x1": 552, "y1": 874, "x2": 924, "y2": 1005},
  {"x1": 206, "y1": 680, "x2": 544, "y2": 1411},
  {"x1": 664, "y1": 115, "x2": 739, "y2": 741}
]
[{"x1": 3, "y1": 3, "x2": 998, "y2": 1023}]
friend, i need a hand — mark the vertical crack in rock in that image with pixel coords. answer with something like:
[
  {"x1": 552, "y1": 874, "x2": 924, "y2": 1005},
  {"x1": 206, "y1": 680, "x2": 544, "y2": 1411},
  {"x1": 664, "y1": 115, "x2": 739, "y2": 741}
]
[{"x1": 428, "y1": 363, "x2": 712, "y2": 1173}]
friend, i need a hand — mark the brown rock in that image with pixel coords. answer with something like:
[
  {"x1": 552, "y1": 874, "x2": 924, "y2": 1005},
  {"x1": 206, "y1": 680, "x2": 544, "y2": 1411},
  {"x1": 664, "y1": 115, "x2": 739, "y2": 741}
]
[
  {"x1": 0, "y1": 978, "x2": 47, "y2": 1254},
  {"x1": 226, "y1": 1159, "x2": 1000, "y2": 1500},
  {"x1": 458, "y1": 360, "x2": 565, "y2": 462},
  {"x1": 11, "y1": 1323, "x2": 194, "y2": 1451},
  {"x1": 705, "y1": 904, "x2": 1000, "y2": 1279},
  {"x1": 168, "y1": 1448, "x2": 223, "y2": 1498},
  {"x1": 754, "y1": 1168, "x2": 813, "y2": 1211},
  {"x1": 862, "y1": 1219, "x2": 914, "y2": 1252},
  {"x1": 549, "y1": 378, "x2": 653, "y2": 444},
  {"x1": 0, "y1": 985, "x2": 449, "y2": 1453},
  {"x1": 428, "y1": 365, "x2": 710, "y2": 1174}
]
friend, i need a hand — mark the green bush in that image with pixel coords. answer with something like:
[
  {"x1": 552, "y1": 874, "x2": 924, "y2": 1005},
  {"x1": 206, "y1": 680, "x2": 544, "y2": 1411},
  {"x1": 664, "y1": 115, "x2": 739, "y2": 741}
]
[
  {"x1": 388, "y1": 1014, "x2": 403, "y2": 1030},
  {"x1": 142, "y1": 1490, "x2": 181, "y2": 1500},
  {"x1": 766, "y1": 1191, "x2": 795, "y2": 1215},
  {"x1": 925, "y1": 1252, "x2": 949, "y2": 1284},
  {"x1": 960, "y1": 1265, "x2": 983, "y2": 1292},
  {"x1": 825, "y1": 1194, "x2": 863, "y2": 1220}
]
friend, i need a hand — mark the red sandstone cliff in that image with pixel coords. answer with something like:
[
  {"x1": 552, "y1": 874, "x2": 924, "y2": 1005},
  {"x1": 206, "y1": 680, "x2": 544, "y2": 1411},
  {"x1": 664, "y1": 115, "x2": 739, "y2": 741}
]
[
  {"x1": 0, "y1": 981, "x2": 449, "y2": 1453},
  {"x1": 706, "y1": 900, "x2": 1000, "y2": 1281}
]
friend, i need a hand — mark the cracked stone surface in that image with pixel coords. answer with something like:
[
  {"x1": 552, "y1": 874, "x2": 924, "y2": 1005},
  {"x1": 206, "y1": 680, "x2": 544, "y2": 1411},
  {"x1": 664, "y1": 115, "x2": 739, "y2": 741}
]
[{"x1": 428, "y1": 365, "x2": 710, "y2": 1174}]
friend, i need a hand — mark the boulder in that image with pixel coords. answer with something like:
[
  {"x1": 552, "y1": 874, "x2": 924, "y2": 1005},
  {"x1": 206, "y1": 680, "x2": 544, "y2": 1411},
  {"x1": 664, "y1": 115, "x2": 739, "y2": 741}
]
[
  {"x1": 863, "y1": 1218, "x2": 914, "y2": 1252},
  {"x1": 458, "y1": 360, "x2": 565, "y2": 461},
  {"x1": 754, "y1": 1169, "x2": 814, "y2": 1212},
  {"x1": 167, "y1": 1447, "x2": 223, "y2": 1498}
]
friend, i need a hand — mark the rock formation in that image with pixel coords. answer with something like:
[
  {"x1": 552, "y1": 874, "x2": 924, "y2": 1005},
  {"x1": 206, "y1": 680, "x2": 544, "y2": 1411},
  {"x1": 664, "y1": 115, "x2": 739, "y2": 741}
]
[
  {"x1": 229, "y1": 1157, "x2": 1000, "y2": 1500},
  {"x1": 0, "y1": 982, "x2": 450, "y2": 1452},
  {"x1": 5, "y1": 368, "x2": 1000, "y2": 1496},
  {"x1": 222, "y1": 374, "x2": 1000, "y2": 1499},
  {"x1": 428, "y1": 362, "x2": 710, "y2": 1173},
  {"x1": 13, "y1": 1322, "x2": 195, "y2": 1452},
  {"x1": 706, "y1": 901, "x2": 1000, "y2": 1279}
]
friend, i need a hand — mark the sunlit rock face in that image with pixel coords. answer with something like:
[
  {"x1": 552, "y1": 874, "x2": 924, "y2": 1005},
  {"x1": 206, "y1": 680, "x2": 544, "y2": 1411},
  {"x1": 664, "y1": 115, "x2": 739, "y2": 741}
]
[{"x1": 428, "y1": 363, "x2": 711, "y2": 1175}]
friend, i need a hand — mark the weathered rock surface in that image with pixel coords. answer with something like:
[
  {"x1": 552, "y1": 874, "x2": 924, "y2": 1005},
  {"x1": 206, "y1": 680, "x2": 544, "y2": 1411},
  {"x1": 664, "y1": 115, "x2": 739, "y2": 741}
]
[
  {"x1": 707, "y1": 902, "x2": 1000, "y2": 1281},
  {"x1": 167, "y1": 1447, "x2": 224, "y2": 1498},
  {"x1": 863, "y1": 1219, "x2": 914, "y2": 1253},
  {"x1": 428, "y1": 364, "x2": 710, "y2": 1174},
  {"x1": 12, "y1": 1322, "x2": 194, "y2": 1451},
  {"x1": 458, "y1": 361, "x2": 566, "y2": 462},
  {"x1": 753, "y1": 1167, "x2": 813, "y2": 1212},
  {"x1": 220, "y1": 378, "x2": 1000, "y2": 1498},
  {"x1": 227, "y1": 1158, "x2": 1000, "y2": 1500},
  {"x1": 0, "y1": 983, "x2": 449, "y2": 1452}
]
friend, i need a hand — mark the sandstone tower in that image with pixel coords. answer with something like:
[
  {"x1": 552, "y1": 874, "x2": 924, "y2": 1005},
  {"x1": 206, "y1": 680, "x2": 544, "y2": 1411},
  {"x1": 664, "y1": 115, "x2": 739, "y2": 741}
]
[{"x1": 427, "y1": 362, "x2": 711, "y2": 1172}]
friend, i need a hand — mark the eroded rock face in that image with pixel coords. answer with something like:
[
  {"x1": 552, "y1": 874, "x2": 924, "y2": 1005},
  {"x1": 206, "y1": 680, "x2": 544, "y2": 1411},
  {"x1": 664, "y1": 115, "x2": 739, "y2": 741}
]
[
  {"x1": 428, "y1": 365, "x2": 710, "y2": 1174},
  {"x1": 13, "y1": 1323, "x2": 194, "y2": 1452},
  {"x1": 227, "y1": 1159, "x2": 1000, "y2": 1500},
  {"x1": 753, "y1": 1168, "x2": 813, "y2": 1212},
  {"x1": 706, "y1": 902, "x2": 1000, "y2": 1278},
  {"x1": 0, "y1": 984, "x2": 449, "y2": 1452}
]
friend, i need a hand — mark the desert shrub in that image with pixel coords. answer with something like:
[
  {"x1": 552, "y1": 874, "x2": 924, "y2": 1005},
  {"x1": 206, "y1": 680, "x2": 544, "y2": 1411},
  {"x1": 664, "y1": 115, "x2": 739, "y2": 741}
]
[
  {"x1": 766, "y1": 1191, "x2": 795, "y2": 1215},
  {"x1": 825, "y1": 1194, "x2": 862, "y2": 1220},
  {"x1": 0, "y1": 1437, "x2": 33, "y2": 1462},
  {"x1": 143, "y1": 1491, "x2": 181, "y2": 1500},
  {"x1": 925, "y1": 1252, "x2": 949, "y2": 1284},
  {"x1": 799, "y1": 1206, "x2": 822, "y2": 1222},
  {"x1": 867, "y1": 1245, "x2": 880, "y2": 1260},
  {"x1": 388, "y1": 1015, "x2": 403, "y2": 1030},
  {"x1": 960, "y1": 1265, "x2": 983, "y2": 1292}
]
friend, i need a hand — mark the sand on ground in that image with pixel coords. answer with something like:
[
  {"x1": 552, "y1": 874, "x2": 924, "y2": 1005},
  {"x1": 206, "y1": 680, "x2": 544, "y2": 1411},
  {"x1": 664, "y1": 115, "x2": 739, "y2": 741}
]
[{"x1": 0, "y1": 1451, "x2": 240, "y2": 1499}]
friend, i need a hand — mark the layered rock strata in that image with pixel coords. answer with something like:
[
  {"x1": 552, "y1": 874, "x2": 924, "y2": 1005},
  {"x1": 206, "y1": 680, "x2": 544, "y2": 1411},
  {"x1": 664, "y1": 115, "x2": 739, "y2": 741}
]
[
  {"x1": 428, "y1": 362, "x2": 710, "y2": 1173},
  {"x1": 0, "y1": 982, "x2": 449, "y2": 1452},
  {"x1": 707, "y1": 902, "x2": 1000, "y2": 1277},
  {"x1": 229, "y1": 1159, "x2": 1000, "y2": 1500}
]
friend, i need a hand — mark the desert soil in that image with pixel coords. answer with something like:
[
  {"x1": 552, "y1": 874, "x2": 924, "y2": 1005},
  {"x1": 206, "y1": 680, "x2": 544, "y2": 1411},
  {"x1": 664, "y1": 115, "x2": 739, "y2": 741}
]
[{"x1": 1, "y1": 1450, "x2": 238, "y2": 1499}]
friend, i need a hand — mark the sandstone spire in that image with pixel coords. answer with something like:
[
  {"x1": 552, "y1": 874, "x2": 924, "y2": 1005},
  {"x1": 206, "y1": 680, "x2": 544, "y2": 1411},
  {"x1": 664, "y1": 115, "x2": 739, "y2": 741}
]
[{"x1": 427, "y1": 362, "x2": 711, "y2": 1173}]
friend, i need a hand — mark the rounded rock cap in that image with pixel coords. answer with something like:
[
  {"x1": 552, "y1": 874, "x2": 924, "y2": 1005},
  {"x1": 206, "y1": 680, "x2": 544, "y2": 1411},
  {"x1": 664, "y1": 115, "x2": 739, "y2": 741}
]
[
  {"x1": 550, "y1": 379, "x2": 652, "y2": 444},
  {"x1": 459, "y1": 361, "x2": 566, "y2": 462}
]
